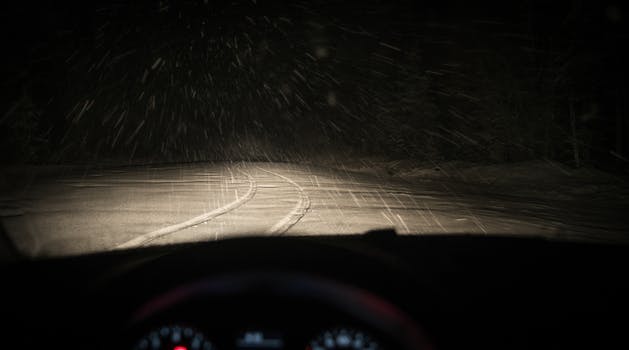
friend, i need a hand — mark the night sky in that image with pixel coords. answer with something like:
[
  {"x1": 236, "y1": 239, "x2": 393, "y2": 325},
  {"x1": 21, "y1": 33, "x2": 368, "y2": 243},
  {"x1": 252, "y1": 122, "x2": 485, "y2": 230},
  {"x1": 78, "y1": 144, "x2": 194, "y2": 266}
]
[{"x1": 1, "y1": 0, "x2": 627, "y2": 171}]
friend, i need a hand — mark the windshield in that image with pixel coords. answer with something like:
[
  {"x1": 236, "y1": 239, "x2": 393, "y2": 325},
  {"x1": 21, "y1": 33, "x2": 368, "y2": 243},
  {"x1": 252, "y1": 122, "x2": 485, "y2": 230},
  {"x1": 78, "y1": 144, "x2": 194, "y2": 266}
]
[{"x1": 1, "y1": 0, "x2": 628, "y2": 258}]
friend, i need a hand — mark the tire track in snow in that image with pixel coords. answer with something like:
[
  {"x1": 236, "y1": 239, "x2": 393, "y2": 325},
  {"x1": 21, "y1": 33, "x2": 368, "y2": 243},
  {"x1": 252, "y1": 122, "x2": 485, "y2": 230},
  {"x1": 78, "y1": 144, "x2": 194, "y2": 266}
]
[
  {"x1": 116, "y1": 170, "x2": 257, "y2": 249},
  {"x1": 256, "y1": 167, "x2": 311, "y2": 235}
]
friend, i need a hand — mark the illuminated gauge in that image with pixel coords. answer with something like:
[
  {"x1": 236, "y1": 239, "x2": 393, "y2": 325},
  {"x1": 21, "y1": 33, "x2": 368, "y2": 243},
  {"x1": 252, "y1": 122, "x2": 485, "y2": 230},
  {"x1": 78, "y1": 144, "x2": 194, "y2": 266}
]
[
  {"x1": 308, "y1": 328, "x2": 382, "y2": 350},
  {"x1": 134, "y1": 325, "x2": 215, "y2": 350}
]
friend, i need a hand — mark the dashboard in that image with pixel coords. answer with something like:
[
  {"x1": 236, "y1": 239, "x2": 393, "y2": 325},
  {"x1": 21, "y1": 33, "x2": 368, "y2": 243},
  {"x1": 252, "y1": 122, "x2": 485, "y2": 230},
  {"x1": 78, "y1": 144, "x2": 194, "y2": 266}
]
[
  {"x1": 1, "y1": 230, "x2": 629, "y2": 349},
  {"x1": 123, "y1": 271, "x2": 427, "y2": 350},
  {"x1": 132, "y1": 325, "x2": 382, "y2": 350}
]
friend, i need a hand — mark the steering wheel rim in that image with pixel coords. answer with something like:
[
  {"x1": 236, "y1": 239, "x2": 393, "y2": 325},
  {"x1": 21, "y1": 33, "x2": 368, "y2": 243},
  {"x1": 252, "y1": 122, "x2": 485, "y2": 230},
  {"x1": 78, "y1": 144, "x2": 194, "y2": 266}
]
[{"x1": 130, "y1": 270, "x2": 433, "y2": 350}]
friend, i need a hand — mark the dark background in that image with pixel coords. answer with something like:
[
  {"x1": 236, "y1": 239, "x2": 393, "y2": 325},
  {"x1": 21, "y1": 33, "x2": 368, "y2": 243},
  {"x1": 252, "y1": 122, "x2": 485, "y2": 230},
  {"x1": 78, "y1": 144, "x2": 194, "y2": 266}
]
[{"x1": 1, "y1": 0, "x2": 627, "y2": 172}]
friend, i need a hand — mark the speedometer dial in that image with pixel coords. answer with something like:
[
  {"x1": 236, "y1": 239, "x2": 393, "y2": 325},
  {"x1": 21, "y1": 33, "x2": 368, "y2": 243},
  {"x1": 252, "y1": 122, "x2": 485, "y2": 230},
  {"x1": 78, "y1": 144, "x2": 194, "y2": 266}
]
[
  {"x1": 134, "y1": 325, "x2": 215, "y2": 350},
  {"x1": 308, "y1": 328, "x2": 382, "y2": 350}
]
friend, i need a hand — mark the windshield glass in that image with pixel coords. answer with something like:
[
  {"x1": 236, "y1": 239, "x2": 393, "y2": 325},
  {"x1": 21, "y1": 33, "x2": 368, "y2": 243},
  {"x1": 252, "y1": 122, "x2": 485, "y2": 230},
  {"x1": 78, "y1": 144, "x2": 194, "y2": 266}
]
[{"x1": 1, "y1": 0, "x2": 628, "y2": 258}]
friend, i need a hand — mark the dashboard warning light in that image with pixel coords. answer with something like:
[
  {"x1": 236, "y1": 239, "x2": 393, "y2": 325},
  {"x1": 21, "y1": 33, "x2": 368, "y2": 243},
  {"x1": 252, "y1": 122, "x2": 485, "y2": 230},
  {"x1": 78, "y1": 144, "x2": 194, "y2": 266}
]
[{"x1": 173, "y1": 346, "x2": 187, "y2": 350}]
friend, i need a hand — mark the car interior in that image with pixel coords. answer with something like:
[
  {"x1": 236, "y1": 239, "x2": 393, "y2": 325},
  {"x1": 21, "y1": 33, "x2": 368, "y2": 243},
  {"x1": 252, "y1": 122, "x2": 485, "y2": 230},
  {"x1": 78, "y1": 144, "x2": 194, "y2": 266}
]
[
  {"x1": 2, "y1": 228, "x2": 628, "y2": 349},
  {"x1": 1, "y1": 0, "x2": 628, "y2": 349}
]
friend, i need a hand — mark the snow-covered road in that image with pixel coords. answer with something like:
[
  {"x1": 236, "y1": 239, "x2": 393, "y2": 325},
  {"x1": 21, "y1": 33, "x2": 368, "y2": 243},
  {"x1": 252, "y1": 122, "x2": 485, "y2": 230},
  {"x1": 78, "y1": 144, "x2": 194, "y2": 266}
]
[{"x1": 1, "y1": 162, "x2": 626, "y2": 257}]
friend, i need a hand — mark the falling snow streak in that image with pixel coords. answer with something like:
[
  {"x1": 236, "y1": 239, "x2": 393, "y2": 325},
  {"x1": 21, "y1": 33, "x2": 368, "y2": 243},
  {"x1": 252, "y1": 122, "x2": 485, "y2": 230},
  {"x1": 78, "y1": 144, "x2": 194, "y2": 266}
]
[{"x1": 52, "y1": 1, "x2": 443, "y2": 162}]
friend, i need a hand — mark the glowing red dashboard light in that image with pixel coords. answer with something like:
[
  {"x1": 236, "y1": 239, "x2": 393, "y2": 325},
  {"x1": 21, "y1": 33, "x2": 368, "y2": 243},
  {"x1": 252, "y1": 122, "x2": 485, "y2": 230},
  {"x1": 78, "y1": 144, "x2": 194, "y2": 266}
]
[{"x1": 173, "y1": 346, "x2": 187, "y2": 350}]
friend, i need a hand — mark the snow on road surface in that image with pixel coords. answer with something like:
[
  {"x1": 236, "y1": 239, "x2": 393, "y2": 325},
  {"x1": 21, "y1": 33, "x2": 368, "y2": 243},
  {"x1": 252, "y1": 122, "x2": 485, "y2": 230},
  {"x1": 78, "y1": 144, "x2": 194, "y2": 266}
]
[
  {"x1": 1, "y1": 162, "x2": 627, "y2": 257},
  {"x1": 115, "y1": 169, "x2": 258, "y2": 249}
]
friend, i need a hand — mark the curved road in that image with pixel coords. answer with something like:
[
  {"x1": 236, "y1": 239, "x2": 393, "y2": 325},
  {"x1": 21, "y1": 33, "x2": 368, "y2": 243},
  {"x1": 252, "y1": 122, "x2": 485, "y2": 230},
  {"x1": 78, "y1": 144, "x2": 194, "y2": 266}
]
[{"x1": 1, "y1": 162, "x2": 626, "y2": 257}]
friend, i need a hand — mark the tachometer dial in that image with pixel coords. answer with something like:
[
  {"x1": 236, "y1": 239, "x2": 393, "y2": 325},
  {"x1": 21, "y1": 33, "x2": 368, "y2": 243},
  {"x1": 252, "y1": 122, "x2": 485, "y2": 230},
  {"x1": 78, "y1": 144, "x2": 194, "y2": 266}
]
[
  {"x1": 134, "y1": 325, "x2": 214, "y2": 350},
  {"x1": 308, "y1": 327, "x2": 382, "y2": 350}
]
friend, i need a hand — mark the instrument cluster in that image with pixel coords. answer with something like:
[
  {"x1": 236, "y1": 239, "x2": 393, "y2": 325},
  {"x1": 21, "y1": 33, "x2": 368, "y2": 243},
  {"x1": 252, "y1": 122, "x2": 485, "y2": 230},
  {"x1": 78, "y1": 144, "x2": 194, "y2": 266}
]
[{"x1": 132, "y1": 325, "x2": 383, "y2": 350}]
